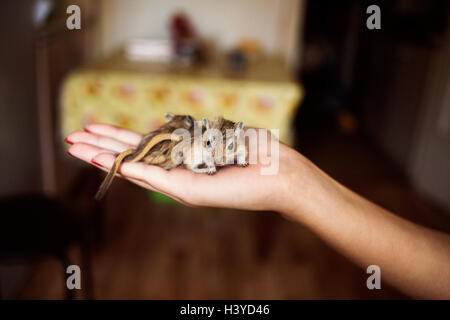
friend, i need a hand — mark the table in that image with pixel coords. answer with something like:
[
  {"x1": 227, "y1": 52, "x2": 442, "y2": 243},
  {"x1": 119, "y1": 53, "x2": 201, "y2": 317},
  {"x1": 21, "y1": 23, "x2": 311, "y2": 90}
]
[{"x1": 61, "y1": 50, "x2": 302, "y2": 144}]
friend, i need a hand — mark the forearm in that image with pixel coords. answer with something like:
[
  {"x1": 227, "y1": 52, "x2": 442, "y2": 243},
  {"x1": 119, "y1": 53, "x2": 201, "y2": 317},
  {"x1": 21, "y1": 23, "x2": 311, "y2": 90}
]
[{"x1": 281, "y1": 151, "x2": 450, "y2": 299}]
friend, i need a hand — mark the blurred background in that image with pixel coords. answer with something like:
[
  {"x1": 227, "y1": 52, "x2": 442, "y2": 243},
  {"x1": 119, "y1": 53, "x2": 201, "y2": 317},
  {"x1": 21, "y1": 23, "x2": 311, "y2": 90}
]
[{"x1": 1, "y1": 0, "x2": 449, "y2": 299}]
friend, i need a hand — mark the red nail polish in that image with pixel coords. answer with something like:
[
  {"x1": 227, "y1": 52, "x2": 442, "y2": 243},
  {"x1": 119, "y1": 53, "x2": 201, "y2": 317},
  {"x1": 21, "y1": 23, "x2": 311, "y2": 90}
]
[
  {"x1": 84, "y1": 127, "x2": 91, "y2": 133},
  {"x1": 64, "y1": 137, "x2": 73, "y2": 144},
  {"x1": 92, "y1": 160, "x2": 103, "y2": 167},
  {"x1": 67, "y1": 150, "x2": 73, "y2": 156}
]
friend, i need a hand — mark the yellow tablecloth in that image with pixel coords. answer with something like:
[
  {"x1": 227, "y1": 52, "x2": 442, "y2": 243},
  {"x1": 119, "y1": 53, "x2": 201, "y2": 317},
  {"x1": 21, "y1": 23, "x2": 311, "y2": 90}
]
[{"x1": 61, "y1": 62, "x2": 302, "y2": 144}]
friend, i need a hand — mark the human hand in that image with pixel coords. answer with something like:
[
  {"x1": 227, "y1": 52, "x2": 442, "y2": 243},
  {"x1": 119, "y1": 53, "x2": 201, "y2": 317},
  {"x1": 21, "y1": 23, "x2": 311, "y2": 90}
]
[
  {"x1": 65, "y1": 124, "x2": 310, "y2": 216},
  {"x1": 65, "y1": 123, "x2": 450, "y2": 299}
]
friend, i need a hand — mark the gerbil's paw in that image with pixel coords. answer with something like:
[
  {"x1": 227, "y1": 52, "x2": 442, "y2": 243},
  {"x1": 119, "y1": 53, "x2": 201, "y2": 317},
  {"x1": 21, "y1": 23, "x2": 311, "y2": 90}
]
[{"x1": 207, "y1": 167, "x2": 217, "y2": 175}]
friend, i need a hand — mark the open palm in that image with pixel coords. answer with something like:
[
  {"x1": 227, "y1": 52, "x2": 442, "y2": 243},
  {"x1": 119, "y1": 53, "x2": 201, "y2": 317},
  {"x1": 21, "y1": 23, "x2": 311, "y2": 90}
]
[{"x1": 66, "y1": 124, "x2": 298, "y2": 212}]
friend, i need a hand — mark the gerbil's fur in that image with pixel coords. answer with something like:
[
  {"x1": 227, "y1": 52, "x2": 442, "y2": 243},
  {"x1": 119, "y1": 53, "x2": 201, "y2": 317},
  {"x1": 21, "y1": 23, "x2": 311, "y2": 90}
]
[{"x1": 124, "y1": 113, "x2": 194, "y2": 163}]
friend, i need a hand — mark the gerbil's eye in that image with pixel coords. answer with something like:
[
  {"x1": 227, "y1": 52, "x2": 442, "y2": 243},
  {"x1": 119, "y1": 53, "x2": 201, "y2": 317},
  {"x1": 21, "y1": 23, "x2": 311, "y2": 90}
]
[
  {"x1": 227, "y1": 142, "x2": 234, "y2": 150},
  {"x1": 207, "y1": 140, "x2": 211, "y2": 147}
]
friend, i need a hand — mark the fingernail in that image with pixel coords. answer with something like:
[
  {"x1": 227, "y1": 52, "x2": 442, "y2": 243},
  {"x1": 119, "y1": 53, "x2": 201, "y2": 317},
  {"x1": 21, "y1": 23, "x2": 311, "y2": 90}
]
[
  {"x1": 84, "y1": 127, "x2": 91, "y2": 133},
  {"x1": 92, "y1": 159, "x2": 103, "y2": 167},
  {"x1": 67, "y1": 150, "x2": 73, "y2": 157},
  {"x1": 64, "y1": 137, "x2": 73, "y2": 145}
]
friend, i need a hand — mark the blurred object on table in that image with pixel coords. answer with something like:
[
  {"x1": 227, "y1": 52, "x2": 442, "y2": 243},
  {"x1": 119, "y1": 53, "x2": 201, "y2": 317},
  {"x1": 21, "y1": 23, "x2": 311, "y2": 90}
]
[
  {"x1": 125, "y1": 38, "x2": 173, "y2": 62},
  {"x1": 236, "y1": 38, "x2": 262, "y2": 63},
  {"x1": 226, "y1": 39, "x2": 264, "y2": 73},
  {"x1": 169, "y1": 11, "x2": 207, "y2": 66},
  {"x1": 226, "y1": 49, "x2": 248, "y2": 73}
]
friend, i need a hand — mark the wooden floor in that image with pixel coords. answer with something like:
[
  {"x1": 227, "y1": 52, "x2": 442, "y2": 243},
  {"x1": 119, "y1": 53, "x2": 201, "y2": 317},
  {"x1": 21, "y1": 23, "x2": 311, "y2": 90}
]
[{"x1": 18, "y1": 132, "x2": 450, "y2": 299}]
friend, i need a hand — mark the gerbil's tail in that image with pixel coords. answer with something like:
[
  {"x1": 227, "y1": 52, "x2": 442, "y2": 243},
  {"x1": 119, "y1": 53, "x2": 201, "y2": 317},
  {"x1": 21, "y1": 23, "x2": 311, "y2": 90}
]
[
  {"x1": 128, "y1": 132, "x2": 180, "y2": 163},
  {"x1": 95, "y1": 133, "x2": 180, "y2": 200},
  {"x1": 95, "y1": 149, "x2": 135, "y2": 200}
]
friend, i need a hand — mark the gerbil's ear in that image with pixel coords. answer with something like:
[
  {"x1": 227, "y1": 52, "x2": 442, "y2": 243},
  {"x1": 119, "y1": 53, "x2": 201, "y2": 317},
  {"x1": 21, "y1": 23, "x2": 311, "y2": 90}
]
[
  {"x1": 184, "y1": 116, "x2": 193, "y2": 128},
  {"x1": 165, "y1": 112, "x2": 175, "y2": 122},
  {"x1": 234, "y1": 121, "x2": 244, "y2": 135},
  {"x1": 202, "y1": 118, "x2": 210, "y2": 129}
]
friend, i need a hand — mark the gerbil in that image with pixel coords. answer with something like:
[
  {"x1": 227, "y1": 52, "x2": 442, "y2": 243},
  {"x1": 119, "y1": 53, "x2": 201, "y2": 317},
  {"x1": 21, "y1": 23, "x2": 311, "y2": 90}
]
[
  {"x1": 94, "y1": 113, "x2": 194, "y2": 200},
  {"x1": 94, "y1": 114, "x2": 248, "y2": 200},
  {"x1": 185, "y1": 119, "x2": 216, "y2": 174},
  {"x1": 205, "y1": 117, "x2": 248, "y2": 167},
  {"x1": 157, "y1": 119, "x2": 216, "y2": 174}
]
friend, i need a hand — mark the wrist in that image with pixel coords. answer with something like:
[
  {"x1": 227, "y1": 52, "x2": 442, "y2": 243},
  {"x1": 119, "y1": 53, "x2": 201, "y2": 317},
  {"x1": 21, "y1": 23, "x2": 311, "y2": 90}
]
[
  {"x1": 277, "y1": 148, "x2": 340, "y2": 224},
  {"x1": 274, "y1": 148, "x2": 310, "y2": 221}
]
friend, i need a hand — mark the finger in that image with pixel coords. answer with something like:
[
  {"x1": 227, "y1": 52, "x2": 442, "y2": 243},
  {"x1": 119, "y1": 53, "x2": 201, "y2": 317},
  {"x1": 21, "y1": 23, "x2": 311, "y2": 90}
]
[
  {"x1": 68, "y1": 142, "x2": 163, "y2": 191},
  {"x1": 91, "y1": 153, "x2": 165, "y2": 194},
  {"x1": 91, "y1": 160, "x2": 189, "y2": 204},
  {"x1": 92, "y1": 153, "x2": 150, "y2": 180},
  {"x1": 67, "y1": 142, "x2": 156, "y2": 191},
  {"x1": 66, "y1": 131, "x2": 135, "y2": 153},
  {"x1": 140, "y1": 166, "x2": 202, "y2": 202},
  {"x1": 90, "y1": 161, "x2": 154, "y2": 189},
  {"x1": 68, "y1": 143, "x2": 191, "y2": 205},
  {"x1": 85, "y1": 123, "x2": 143, "y2": 147},
  {"x1": 92, "y1": 153, "x2": 191, "y2": 205},
  {"x1": 68, "y1": 142, "x2": 115, "y2": 163}
]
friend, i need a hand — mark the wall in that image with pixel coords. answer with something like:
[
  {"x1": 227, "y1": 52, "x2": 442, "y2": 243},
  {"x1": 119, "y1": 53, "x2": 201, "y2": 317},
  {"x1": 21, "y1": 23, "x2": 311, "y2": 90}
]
[
  {"x1": 366, "y1": 42, "x2": 432, "y2": 174},
  {"x1": 0, "y1": 1, "x2": 41, "y2": 196},
  {"x1": 362, "y1": 13, "x2": 450, "y2": 210},
  {"x1": 99, "y1": 0, "x2": 303, "y2": 68},
  {"x1": 411, "y1": 19, "x2": 450, "y2": 210}
]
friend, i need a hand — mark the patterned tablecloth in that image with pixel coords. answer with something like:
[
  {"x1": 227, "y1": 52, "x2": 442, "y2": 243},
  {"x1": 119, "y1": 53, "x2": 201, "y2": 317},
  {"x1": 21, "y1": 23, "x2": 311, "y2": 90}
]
[{"x1": 60, "y1": 55, "x2": 303, "y2": 144}]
